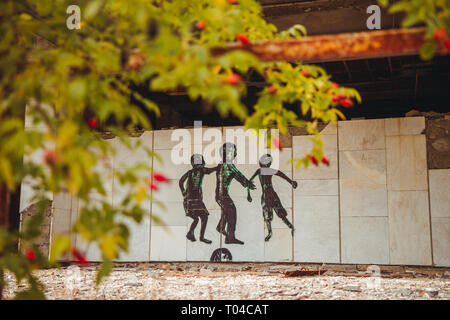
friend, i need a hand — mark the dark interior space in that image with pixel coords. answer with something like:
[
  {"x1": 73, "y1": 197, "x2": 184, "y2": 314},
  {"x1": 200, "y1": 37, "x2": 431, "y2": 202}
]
[{"x1": 139, "y1": 0, "x2": 450, "y2": 129}]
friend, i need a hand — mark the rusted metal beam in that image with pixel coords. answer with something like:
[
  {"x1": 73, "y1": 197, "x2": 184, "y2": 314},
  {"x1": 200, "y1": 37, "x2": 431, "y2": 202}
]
[{"x1": 212, "y1": 27, "x2": 448, "y2": 63}]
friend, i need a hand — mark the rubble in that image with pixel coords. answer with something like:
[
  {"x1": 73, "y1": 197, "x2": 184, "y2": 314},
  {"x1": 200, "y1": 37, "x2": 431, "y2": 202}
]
[{"x1": 2, "y1": 263, "x2": 449, "y2": 300}]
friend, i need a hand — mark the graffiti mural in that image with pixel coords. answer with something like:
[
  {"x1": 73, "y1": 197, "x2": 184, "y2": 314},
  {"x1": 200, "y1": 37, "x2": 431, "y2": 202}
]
[
  {"x1": 210, "y1": 248, "x2": 233, "y2": 262},
  {"x1": 180, "y1": 143, "x2": 297, "y2": 260},
  {"x1": 179, "y1": 154, "x2": 215, "y2": 244},
  {"x1": 215, "y1": 143, "x2": 256, "y2": 245},
  {"x1": 248, "y1": 154, "x2": 297, "y2": 241}
]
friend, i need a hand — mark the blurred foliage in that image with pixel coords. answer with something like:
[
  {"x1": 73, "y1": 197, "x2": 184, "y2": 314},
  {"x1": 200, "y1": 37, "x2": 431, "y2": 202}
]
[
  {"x1": 379, "y1": 0, "x2": 450, "y2": 59},
  {"x1": 0, "y1": 0, "x2": 361, "y2": 299}
]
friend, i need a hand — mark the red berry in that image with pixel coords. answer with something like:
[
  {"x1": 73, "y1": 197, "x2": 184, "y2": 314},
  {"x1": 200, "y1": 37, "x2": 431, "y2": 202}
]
[
  {"x1": 331, "y1": 82, "x2": 339, "y2": 88},
  {"x1": 25, "y1": 249, "x2": 36, "y2": 262},
  {"x1": 268, "y1": 86, "x2": 277, "y2": 95},
  {"x1": 149, "y1": 182, "x2": 158, "y2": 191},
  {"x1": 153, "y1": 172, "x2": 169, "y2": 183},
  {"x1": 226, "y1": 73, "x2": 241, "y2": 85},
  {"x1": 340, "y1": 98, "x2": 354, "y2": 108},
  {"x1": 434, "y1": 28, "x2": 447, "y2": 41},
  {"x1": 301, "y1": 70, "x2": 311, "y2": 77},
  {"x1": 445, "y1": 39, "x2": 450, "y2": 50},
  {"x1": 88, "y1": 118, "x2": 97, "y2": 129},
  {"x1": 307, "y1": 154, "x2": 318, "y2": 166},
  {"x1": 228, "y1": 0, "x2": 237, "y2": 3},
  {"x1": 71, "y1": 248, "x2": 88, "y2": 266},
  {"x1": 272, "y1": 137, "x2": 282, "y2": 150},
  {"x1": 196, "y1": 21, "x2": 206, "y2": 30},
  {"x1": 337, "y1": 93, "x2": 347, "y2": 100},
  {"x1": 236, "y1": 34, "x2": 249, "y2": 45},
  {"x1": 321, "y1": 156, "x2": 330, "y2": 166},
  {"x1": 331, "y1": 95, "x2": 339, "y2": 103},
  {"x1": 43, "y1": 149, "x2": 57, "y2": 166}
]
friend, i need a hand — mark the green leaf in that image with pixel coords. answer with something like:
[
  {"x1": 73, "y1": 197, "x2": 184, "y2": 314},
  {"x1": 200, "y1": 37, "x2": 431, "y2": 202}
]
[
  {"x1": 96, "y1": 259, "x2": 113, "y2": 285},
  {"x1": 49, "y1": 235, "x2": 71, "y2": 263},
  {"x1": 420, "y1": 40, "x2": 437, "y2": 60}
]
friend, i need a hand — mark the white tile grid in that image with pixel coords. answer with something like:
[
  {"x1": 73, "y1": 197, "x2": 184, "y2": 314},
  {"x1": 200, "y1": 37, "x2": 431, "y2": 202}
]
[
  {"x1": 151, "y1": 128, "x2": 225, "y2": 262},
  {"x1": 387, "y1": 190, "x2": 432, "y2": 266},
  {"x1": 292, "y1": 129, "x2": 339, "y2": 263},
  {"x1": 338, "y1": 150, "x2": 388, "y2": 217},
  {"x1": 383, "y1": 121, "x2": 431, "y2": 266},
  {"x1": 431, "y1": 217, "x2": 450, "y2": 267}
]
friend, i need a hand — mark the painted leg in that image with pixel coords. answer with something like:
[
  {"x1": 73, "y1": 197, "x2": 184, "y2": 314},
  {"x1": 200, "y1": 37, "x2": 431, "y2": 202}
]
[
  {"x1": 264, "y1": 221, "x2": 273, "y2": 242},
  {"x1": 186, "y1": 217, "x2": 198, "y2": 242},
  {"x1": 281, "y1": 216, "x2": 295, "y2": 236},
  {"x1": 224, "y1": 203, "x2": 244, "y2": 245},
  {"x1": 199, "y1": 215, "x2": 212, "y2": 244},
  {"x1": 216, "y1": 205, "x2": 228, "y2": 236}
]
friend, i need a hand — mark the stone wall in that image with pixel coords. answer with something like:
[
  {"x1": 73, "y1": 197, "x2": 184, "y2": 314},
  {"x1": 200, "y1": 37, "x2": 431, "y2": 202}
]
[{"x1": 37, "y1": 116, "x2": 449, "y2": 265}]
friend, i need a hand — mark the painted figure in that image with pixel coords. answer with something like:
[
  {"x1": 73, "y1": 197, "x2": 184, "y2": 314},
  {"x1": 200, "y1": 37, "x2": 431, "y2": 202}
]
[
  {"x1": 248, "y1": 154, "x2": 297, "y2": 242},
  {"x1": 215, "y1": 143, "x2": 256, "y2": 245},
  {"x1": 179, "y1": 154, "x2": 215, "y2": 244}
]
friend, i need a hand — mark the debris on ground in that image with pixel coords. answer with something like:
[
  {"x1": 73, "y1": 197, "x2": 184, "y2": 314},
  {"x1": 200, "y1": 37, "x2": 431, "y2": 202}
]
[{"x1": 2, "y1": 263, "x2": 450, "y2": 300}]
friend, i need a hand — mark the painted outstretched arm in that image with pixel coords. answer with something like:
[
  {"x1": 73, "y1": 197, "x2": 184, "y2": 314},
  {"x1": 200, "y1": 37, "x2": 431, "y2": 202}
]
[
  {"x1": 246, "y1": 169, "x2": 260, "y2": 202},
  {"x1": 230, "y1": 164, "x2": 256, "y2": 190},
  {"x1": 203, "y1": 166, "x2": 218, "y2": 175},
  {"x1": 276, "y1": 170, "x2": 298, "y2": 188},
  {"x1": 179, "y1": 171, "x2": 189, "y2": 197}
]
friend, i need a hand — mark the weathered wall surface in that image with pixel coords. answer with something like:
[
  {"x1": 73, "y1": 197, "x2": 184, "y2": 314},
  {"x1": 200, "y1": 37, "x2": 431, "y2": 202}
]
[{"x1": 24, "y1": 116, "x2": 449, "y2": 266}]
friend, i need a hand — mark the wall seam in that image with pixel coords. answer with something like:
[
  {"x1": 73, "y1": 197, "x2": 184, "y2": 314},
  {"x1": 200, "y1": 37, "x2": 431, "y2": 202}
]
[
  {"x1": 337, "y1": 122, "x2": 342, "y2": 264},
  {"x1": 384, "y1": 121, "x2": 391, "y2": 265},
  {"x1": 149, "y1": 130, "x2": 154, "y2": 262},
  {"x1": 426, "y1": 128, "x2": 435, "y2": 265}
]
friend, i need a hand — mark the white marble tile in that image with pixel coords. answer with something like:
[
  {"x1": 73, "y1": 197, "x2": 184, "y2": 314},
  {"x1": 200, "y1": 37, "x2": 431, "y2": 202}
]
[
  {"x1": 156, "y1": 179, "x2": 184, "y2": 203},
  {"x1": 92, "y1": 155, "x2": 114, "y2": 193},
  {"x1": 276, "y1": 148, "x2": 293, "y2": 173},
  {"x1": 150, "y1": 226, "x2": 187, "y2": 261},
  {"x1": 72, "y1": 193, "x2": 113, "y2": 262},
  {"x1": 292, "y1": 134, "x2": 338, "y2": 180},
  {"x1": 53, "y1": 192, "x2": 73, "y2": 211},
  {"x1": 186, "y1": 210, "x2": 221, "y2": 261},
  {"x1": 294, "y1": 195, "x2": 340, "y2": 263},
  {"x1": 295, "y1": 179, "x2": 338, "y2": 196},
  {"x1": 154, "y1": 129, "x2": 185, "y2": 150},
  {"x1": 153, "y1": 149, "x2": 192, "y2": 180},
  {"x1": 339, "y1": 150, "x2": 388, "y2": 217},
  {"x1": 116, "y1": 215, "x2": 150, "y2": 261},
  {"x1": 429, "y1": 169, "x2": 450, "y2": 218},
  {"x1": 431, "y1": 218, "x2": 450, "y2": 267},
  {"x1": 388, "y1": 191, "x2": 432, "y2": 265},
  {"x1": 223, "y1": 200, "x2": 265, "y2": 262},
  {"x1": 112, "y1": 174, "x2": 151, "y2": 212},
  {"x1": 264, "y1": 228, "x2": 293, "y2": 262},
  {"x1": 320, "y1": 122, "x2": 338, "y2": 135},
  {"x1": 385, "y1": 117, "x2": 425, "y2": 136},
  {"x1": 76, "y1": 240, "x2": 102, "y2": 262},
  {"x1": 341, "y1": 217, "x2": 389, "y2": 264},
  {"x1": 51, "y1": 208, "x2": 72, "y2": 238},
  {"x1": 112, "y1": 131, "x2": 153, "y2": 168},
  {"x1": 386, "y1": 135, "x2": 428, "y2": 191},
  {"x1": 338, "y1": 119, "x2": 385, "y2": 151},
  {"x1": 151, "y1": 201, "x2": 188, "y2": 227},
  {"x1": 19, "y1": 180, "x2": 35, "y2": 212}
]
